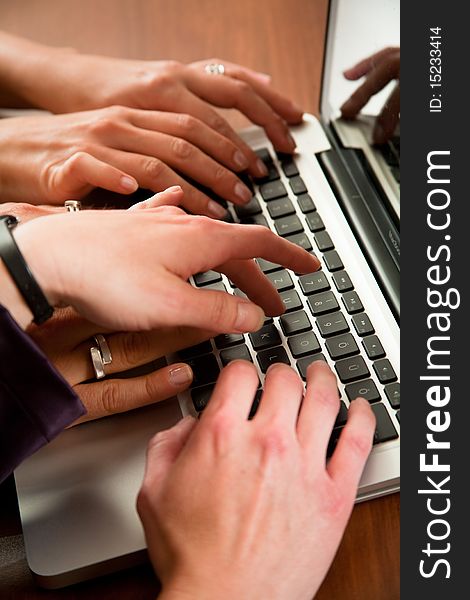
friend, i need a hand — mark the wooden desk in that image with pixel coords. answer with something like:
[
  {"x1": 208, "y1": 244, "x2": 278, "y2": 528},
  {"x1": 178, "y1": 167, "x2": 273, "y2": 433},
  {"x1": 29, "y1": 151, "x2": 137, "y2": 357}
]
[{"x1": 0, "y1": 1, "x2": 399, "y2": 598}]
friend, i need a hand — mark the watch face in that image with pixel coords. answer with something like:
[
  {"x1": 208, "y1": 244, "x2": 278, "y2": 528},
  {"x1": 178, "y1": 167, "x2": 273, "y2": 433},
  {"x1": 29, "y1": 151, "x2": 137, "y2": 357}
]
[{"x1": 0, "y1": 215, "x2": 18, "y2": 228}]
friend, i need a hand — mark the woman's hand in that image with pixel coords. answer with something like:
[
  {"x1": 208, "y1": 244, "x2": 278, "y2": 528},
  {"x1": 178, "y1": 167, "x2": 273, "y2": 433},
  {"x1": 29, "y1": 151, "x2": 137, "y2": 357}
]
[
  {"x1": 13, "y1": 205, "x2": 320, "y2": 333},
  {"x1": 27, "y1": 306, "x2": 210, "y2": 423},
  {"x1": 340, "y1": 47, "x2": 400, "y2": 144},
  {"x1": 137, "y1": 360, "x2": 375, "y2": 600}
]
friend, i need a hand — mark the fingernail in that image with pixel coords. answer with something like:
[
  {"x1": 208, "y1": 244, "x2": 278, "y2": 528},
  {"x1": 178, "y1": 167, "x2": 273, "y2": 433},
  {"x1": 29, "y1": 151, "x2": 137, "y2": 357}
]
[
  {"x1": 235, "y1": 301, "x2": 265, "y2": 332},
  {"x1": 120, "y1": 176, "x2": 138, "y2": 192},
  {"x1": 284, "y1": 131, "x2": 296, "y2": 151},
  {"x1": 165, "y1": 185, "x2": 183, "y2": 193},
  {"x1": 234, "y1": 182, "x2": 252, "y2": 204},
  {"x1": 169, "y1": 365, "x2": 193, "y2": 386},
  {"x1": 256, "y1": 158, "x2": 269, "y2": 177},
  {"x1": 233, "y1": 149, "x2": 249, "y2": 170},
  {"x1": 208, "y1": 200, "x2": 228, "y2": 219}
]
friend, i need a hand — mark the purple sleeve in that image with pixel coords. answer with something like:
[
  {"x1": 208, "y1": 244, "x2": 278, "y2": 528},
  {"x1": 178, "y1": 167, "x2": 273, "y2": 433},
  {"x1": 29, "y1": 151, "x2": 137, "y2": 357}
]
[{"x1": 0, "y1": 304, "x2": 85, "y2": 483}]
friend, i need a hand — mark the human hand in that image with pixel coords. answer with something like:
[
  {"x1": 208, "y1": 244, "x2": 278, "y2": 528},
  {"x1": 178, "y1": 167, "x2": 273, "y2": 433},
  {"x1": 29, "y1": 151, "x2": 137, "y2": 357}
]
[
  {"x1": 13, "y1": 206, "x2": 320, "y2": 333},
  {"x1": 0, "y1": 107, "x2": 265, "y2": 217},
  {"x1": 27, "y1": 306, "x2": 210, "y2": 423},
  {"x1": 340, "y1": 47, "x2": 400, "y2": 144},
  {"x1": 137, "y1": 360, "x2": 375, "y2": 600}
]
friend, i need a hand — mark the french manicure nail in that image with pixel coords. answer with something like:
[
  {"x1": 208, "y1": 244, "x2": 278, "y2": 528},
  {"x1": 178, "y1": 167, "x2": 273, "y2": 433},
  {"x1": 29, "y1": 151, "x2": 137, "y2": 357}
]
[
  {"x1": 169, "y1": 365, "x2": 193, "y2": 386},
  {"x1": 233, "y1": 149, "x2": 249, "y2": 169},
  {"x1": 208, "y1": 200, "x2": 228, "y2": 219},
  {"x1": 234, "y1": 182, "x2": 252, "y2": 204},
  {"x1": 120, "y1": 176, "x2": 138, "y2": 192}
]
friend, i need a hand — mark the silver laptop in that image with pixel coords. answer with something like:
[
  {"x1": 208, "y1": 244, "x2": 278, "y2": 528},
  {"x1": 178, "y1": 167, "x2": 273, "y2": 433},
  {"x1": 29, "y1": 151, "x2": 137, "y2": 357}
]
[{"x1": 14, "y1": 0, "x2": 400, "y2": 588}]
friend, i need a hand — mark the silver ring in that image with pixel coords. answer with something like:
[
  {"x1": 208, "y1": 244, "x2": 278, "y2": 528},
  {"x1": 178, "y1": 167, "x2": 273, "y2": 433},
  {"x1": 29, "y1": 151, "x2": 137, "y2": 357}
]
[
  {"x1": 204, "y1": 63, "x2": 225, "y2": 76},
  {"x1": 65, "y1": 200, "x2": 81, "y2": 212},
  {"x1": 90, "y1": 334, "x2": 113, "y2": 380}
]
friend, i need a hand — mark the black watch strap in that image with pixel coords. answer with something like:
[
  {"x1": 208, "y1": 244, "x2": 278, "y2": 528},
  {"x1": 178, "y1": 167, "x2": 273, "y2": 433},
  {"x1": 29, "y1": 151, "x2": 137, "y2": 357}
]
[{"x1": 0, "y1": 215, "x2": 54, "y2": 325}]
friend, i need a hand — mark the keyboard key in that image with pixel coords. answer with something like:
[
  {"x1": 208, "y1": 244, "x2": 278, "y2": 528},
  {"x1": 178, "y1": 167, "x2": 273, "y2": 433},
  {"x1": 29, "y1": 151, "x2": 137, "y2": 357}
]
[
  {"x1": 385, "y1": 382, "x2": 400, "y2": 409},
  {"x1": 274, "y1": 215, "x2": 304, "y2": 237},
  {"x1": 205, "y1": 281, "x2": 227, "y2": 292},
  {"x1": 240, "y1": 214, "x2": 269, "y2": 227},
  {"x1": 332, "y1": 270, "x2": 354, "y2": 292},
  {"x1": 233, "y1": 288, "x2": 247, "y2": 299},
  {"x1": 335, "y1": 401, "x2": 349, "y2": 427},
  {"x1": 280, "y1": 310, "x2": 311, "y2": 336},
  {"x1": 279, "y1": 289, "x2": 303, "y2": 312},
  {"x1": 234, "y1": 196, "x2": 262, "y2": 218},
  {"x1": 314, "y1": 230, "x2": 334, "y2": 252},
  {"x1": 257, "y1": 346, "x2": 290, "y2": 373},
  {"x1": 327, "y1": 427, "x2": 342, "y2": 457},
  {"x1": 267, "y1": 197, "x2": 295, "y2": 219},
  {"x1": 249, "y1": 323, "x2": 282, "y2": 350},
  {"x1": 178, "y1": 341, "x2": 213, "y2": 359},
  {"x1": 316, "y1": 311, "x2": 349, "y2": 337},
  {"x1": 279, "y1": 155, "x2": 299, "y2": 178},
  {"x1": 193, "y1": 271, "x2": 222, "y2": 286},
  {"x1": 259, "y1": 180, "x2": 288, "y2": 201},
  {"x1": 256, "y1": 258, "x2": 282, "y2": 273},
  {"x1": 307, "y1": 291, "x2": 339, "y2": 316},
  {"x1": 323, "y1": 250, "x2": 343, "y2": 272},
  {"x1": 220, "y1": 344, "x2": 252, "y2": 366},
  {"x1": 187, "y1": 353, "x2": 220, "y2": 388},
  {"x1": 214, "y1": 333, "x2": 245, "y2": 349},
  {"x1": 373, "y1": 359, "x2": 397, "y2": 384},
  {"x1": 237, "y1": 171, "x2": 254, "y2": 194},
  {"x1": 266, "y1": 269, "x2": 294, "y2": 292},
  {"x1": 342, "y1": 291, "x2": 363, "y2": 314},
  {"x1": 345, "y1": 379, "x2": 380, "y2": 403},
  {"x1": 254, "y1": 162, "x2": 280, "y2": 184},
  {"x1": 288, "y1": 331, "x2": 321, "y2": 357},
  {"x1": 305, "y1": 212, "x2": 325, "y2": 232},
  {"x1": 372, "y1": 403, "x2": 399, "y2": 444},
  {"x1": 297, "y1": 353, "x2": 326, "y2": 380},
  {"x1": 396, "y1": 409, "x2": 400, "y2": 423},
  {"x1": 289, "y1": 175, "x2": 308, "y2": 195},
  {"x1": 285, "y1": 232, "x2": 312, "y2": 251},
  {"x1": 335, "y1": 356, "x2": 370, "y2": 383},
  {"x1": 362, "y1": 335, "x2": 385, "y2": 359},
  {"x1": 352, "y1": 313, "x2": 374, "y2": 336},
  {"x1": 255, "y1": 147, "x2": 274, "y2": 164},
  {"x1": 298, "y1": 271, "x2": 330, "y2": 295},
  {"x1": 297, "y1": 193, "x2": 316, "y2": 213},
  {"x1": 191, "y1": 385, "x2": 214, "y2": 412},
  {"x1": 325, "y1": 333, "x2": 359, "y2": 360}
]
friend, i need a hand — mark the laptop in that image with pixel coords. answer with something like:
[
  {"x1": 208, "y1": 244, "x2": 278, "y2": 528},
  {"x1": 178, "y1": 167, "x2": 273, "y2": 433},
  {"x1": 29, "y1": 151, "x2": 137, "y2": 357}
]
[{"x1": 14, "y1": 0, "x2": 400, "y2": 588}]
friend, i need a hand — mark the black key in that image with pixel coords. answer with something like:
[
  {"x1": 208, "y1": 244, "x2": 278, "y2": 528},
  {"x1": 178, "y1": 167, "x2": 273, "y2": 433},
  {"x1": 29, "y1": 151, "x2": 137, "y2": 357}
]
[
  {"x1": 191, "y1": 385, "x2": 214, "y2": 412},
  {"x1": 240, "y1": 214, "x2": 269, "y2": 227},
  {"x1": 267, "y1": 197, "x2": 295, "y2": 219},
  {"x1": 289, "y1": 175, "x2": 308, "y2": 195},
  {"x1": 362, "y1": 335, "x2": 385, "y2": 359},
  {"x1": 297, "y1": 193, "x2": 316, "y2": 213},
  {"x1": 297, "y1": 353, "x2": 326, "y2": 380},
  {"x1": 278, "y1": 154, "x2": 299, "y2": 177},
  {"x1": 178, "y1": 341, "x2": 213, "y2": 359},
  {"x1": 234, "y1": 196, "x2": 262, "y2": 218},
  {"x1": 280, "y1": 310, "x2": 311, "y2": 336},
  {"x1": 279, "y1": 289, "x2": 303, "y2": 312},
  {"x1": 257, "y1": 346, "x2": 290, "y2": 373},
  {"x1": 385, "y1": 382, "x2": 400, "y2": 409},
  {"x1": 327, "y1": 427, "x2": 342, "y2": 458},
  {"x1": 249, "y1": 323, "x2": 282, "y2": 350},
  {"x1": 325, "y1": 333, "x2": 359, "y2": 360},
  {"x1": 345, "y1": 379, "x2": 381, "y2": 403},
  {"x1": 323, "y1": 250, "x2": 343, "y2": 272},
  {"x1": 285, "y1": 232, "x2": 312, "y2": 251},
  {"x1": 221, "y1": 211, "x2": 235, "y2": 224},
  {"x1": 288, "y1": 331, "x2": 321, "y2": 358},
  {"x1": 214, "y1": 333, "x2": 245, "y2": 349},
  {"x1": 237, "y1": 171, "x2": 254, "y2": 194},
  {"x1": 316, "y1": 311, "x2": 349, "y2": 338},
  {"x1": 274, "y1": 214, "x2": 304, "y2": 237},
  {"x1": 259, "y1": 180, "x2": 288, "y2": 201},
  {"x1": 256, "y1": 258, "x2": 282, "y2": 273},
  {"x1": 307, "y1": 291, "x2": 339, "y2": 316},
  {"x1": 248, "y1": 390, "x2": 263, "y2": 419},
  {"x1": 314, "y1": 230, "x2": 334, "y2": 252},
  {"x1": 396, "y1": 409, "x2": 400, "y2": 423},
  {"x1": 255, "y1": 147, "x2": 274, "y2": 165},
  {"x1": 254, "y1": 162, "x2": 280, "y2": 184},
  {"x1": 266, "y1": 269, "x2": 294, "y2": 292},
  {"x1": 305, "y1": 212, "x2": 325, "y2": 232},
  {"x1": 298, "y1": 271, "x2": 330, "y2": 295},
  {"x1": 205, "y1": 281, "x2": 227, "y2": 292},
  {"x1": 372, "y1": 403, "x2": 399, "y2": 444},
  {"x1": 187, "y1": 353, "x2": 220, "y2": 387},
  {"x1": 335, "y1": 401, "x2": 349, "y2": 427},
  {"x1": 194, "y1": 271, "x2": 222, "y2": 286},
  {"x1": 352, "y1": 313, "x2": 374, "y2": 336},
  {"x1": 335, "y1": 356, "x2": 370, "y2": 383},
  {"x1": 220, "y1": 344, "x2": 252, "y2": 366},
  {"x1": 332, "y1": 270, "x2": 354, "y2": 292},
  {"x1": 373, "y1": 359, "x2": 397, "y2": 384},
  {"x1": 342, "y1": 290, "x2": 363, "y2": 314}
]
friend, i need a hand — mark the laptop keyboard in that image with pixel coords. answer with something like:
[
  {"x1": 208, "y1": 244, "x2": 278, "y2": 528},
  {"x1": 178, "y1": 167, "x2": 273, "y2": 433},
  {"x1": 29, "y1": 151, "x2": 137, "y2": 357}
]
[{"x1": 177, "y1": 147, "x2": 400, "y2": 456}]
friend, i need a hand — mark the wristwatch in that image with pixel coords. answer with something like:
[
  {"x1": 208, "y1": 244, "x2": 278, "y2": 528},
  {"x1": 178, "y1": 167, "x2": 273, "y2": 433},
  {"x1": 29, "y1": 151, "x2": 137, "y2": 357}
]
[{"x1": 0, "y1": 215, "x2": 54, "y2": 324}]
